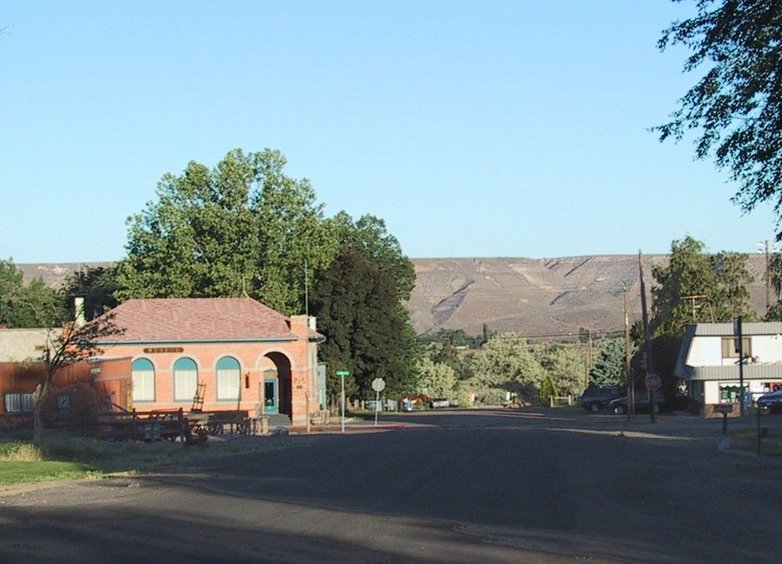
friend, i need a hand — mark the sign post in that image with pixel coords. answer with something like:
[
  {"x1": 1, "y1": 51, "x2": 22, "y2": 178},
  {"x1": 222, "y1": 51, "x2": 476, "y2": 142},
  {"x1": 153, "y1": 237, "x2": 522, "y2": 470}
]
[
  {"x1": 645, "y1": 373, "x2": 661, "y2": 423},
  {"x1": 371, "y1": 378, "x2": 386, "y2": 426},
  {"x1": 735, "y1": 316, "x2": 745, "y2": 417},
  {"x1": 336, "y1": 370, "x2": 349, "y2": 433}
]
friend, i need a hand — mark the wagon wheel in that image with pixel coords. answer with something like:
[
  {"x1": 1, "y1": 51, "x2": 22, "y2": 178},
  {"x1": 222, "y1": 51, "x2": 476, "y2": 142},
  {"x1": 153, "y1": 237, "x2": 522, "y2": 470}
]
[
  {"x1": 236, "y1": 419, "x2": 250, "y2": 435},
  {"x1": 207, "y1": 423, "x2": 223, "y2": 435}
]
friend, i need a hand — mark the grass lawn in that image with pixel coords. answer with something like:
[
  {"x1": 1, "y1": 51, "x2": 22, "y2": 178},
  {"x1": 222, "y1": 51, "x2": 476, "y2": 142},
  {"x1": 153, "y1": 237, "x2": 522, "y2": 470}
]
[
  {"x1": 0, "y1": 460, "x2": 99, "y2": 484},
  {"x1": 0, "y1": 429, "x2": 314, "y2": 484}
]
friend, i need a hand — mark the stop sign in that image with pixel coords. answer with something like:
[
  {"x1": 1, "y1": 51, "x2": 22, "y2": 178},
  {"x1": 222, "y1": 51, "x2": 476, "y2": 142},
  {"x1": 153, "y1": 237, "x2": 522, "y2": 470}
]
[
  {"x1": 645, "y1": 373, "x2": 662, "y2": 391},
  {"x1": 371, "y1": 378, "x2": 386, "y2": 392}
]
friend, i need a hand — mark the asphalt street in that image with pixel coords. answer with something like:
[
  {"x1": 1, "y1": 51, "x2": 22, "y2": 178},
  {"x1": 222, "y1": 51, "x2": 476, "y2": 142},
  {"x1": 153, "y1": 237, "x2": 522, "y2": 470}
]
[{"x1": 1, "y1": 408, "x2": 780, "y2": 563}]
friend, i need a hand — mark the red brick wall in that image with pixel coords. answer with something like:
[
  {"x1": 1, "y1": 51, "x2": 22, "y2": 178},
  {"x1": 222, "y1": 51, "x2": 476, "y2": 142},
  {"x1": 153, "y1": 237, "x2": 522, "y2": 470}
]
[{"x1": 96, "y1": 335, "x2": 318, "y2": 425}]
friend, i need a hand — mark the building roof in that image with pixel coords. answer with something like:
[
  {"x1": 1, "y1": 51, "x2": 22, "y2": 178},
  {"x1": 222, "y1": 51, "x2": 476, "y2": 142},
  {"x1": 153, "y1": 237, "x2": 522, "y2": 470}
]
[
  {"x1": 95, "y1": 298, "x2": 308, "y2": 344},
  {"x1": 688, "y1": 322, "x2": 782, "y2": 336}
]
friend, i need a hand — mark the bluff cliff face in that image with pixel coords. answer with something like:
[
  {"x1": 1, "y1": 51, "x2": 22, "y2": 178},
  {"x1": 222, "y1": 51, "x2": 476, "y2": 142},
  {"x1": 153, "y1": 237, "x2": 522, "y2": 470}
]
[
  {"x1": 407, "y1": 255, "x2": 768, "y2": 338},
  {"x1": 20, "y1": 255, "x2": 768, "y2": 338}
]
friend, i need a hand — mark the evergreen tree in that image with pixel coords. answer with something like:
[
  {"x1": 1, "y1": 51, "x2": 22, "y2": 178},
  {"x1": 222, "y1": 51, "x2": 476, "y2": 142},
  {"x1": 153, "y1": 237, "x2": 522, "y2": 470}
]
[
  {"x1": 589, "y1": 337, "x2": 632, "y2": 387},
  {"x1": 310, "y1": 214, "x2": 418, "y2": 399}
]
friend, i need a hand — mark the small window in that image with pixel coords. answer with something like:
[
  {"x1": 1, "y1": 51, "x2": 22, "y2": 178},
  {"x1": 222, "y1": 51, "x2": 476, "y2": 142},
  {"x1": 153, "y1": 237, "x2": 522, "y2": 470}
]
[
  {"x1": 57, "y1": 394, "x2": 71, "y2": 411},
  {"x1": 721, "y1": 337, "x2": 751, "y2": 359},
  {"x1": 5, "y1": 392, "x2": 34, "y2": 413}
]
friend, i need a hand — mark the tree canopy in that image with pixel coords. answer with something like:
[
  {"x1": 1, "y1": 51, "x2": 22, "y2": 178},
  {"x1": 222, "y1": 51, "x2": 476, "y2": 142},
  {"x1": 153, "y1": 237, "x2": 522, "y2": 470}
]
[
  {"x1": 310, "y1": 214, "x2": 418, "y2": 399},
  {"x1": 415, "y1": 356, "x2": 459, "y2": 399},
  {"x1": 61, "y1": 266, "x2": 121, "y2": 322},
  {"x1": 116, "y1": 148, "x2": 420, "y2": 402},
  {"x1": 117, "y1": 148, "x2": 338, "y2": 315},
  {"x1": 656, "y1": 1, "x2": 782, "y2": 230},
  {"x1": 588, "y1": 337, "x2": 633, "y2": 387},
  {"x1": 534, "y1": 342, "x2": 586, "y2": 397},
  {"x1": 471, "y1": 333, "x2": 545, "y2": 401},
  {"x1": 0, "y1": 259, "x2": 62, "y2": 328},
  {"x1": 651, "y1": 235, "x2": 754, "y2": 336}
]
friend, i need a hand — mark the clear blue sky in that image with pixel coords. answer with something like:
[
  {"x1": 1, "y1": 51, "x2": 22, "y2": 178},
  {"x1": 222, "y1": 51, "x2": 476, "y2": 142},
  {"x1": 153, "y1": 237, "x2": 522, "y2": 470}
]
[{"x1": 1, "y1": 1, "x2": 776, "y2": 263}]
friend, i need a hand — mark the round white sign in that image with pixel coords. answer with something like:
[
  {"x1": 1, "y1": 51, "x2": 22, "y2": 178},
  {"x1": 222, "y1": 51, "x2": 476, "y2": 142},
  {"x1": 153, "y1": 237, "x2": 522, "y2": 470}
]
[{"x1": 371, "y1": 378, "x2": 386, "y2": 392}]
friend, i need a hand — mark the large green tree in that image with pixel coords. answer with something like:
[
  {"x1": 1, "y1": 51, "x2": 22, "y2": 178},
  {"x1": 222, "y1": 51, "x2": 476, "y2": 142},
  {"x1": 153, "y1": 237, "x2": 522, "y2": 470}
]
[
  {"x1": 117, "y1": 149, "x2": 338, "y2": 315},
  {"x1": 651, "y1": 236, "x2": 754, "y2": 336},
  {"x1": 310, "y1": 214, "x2": 418, "y2": 400},
  {"x1": 0, "y1": 259, "x2": 62, "y2": 328},
  {"x1": 656, "y1": 1, "x2": 782, "y2": 230},
  {"x1": 534, "y1": 342, "x2": 586, "y2": 397},
  {"x1": 414, "y1": 356, "x2": 459, "y2": 399},
  {"x1": 471, "y1": 332, "x2": 545, "y2": 402}
]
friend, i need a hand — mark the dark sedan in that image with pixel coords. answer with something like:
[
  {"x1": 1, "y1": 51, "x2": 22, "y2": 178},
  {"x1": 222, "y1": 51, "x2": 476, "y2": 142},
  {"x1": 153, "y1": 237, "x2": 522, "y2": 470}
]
[
  {"x1": 757, "y1": 389, "x2": 782, "y2": 413},
  {"x1": 609, "y1": 391, "x2": 666, "y2": 415}
]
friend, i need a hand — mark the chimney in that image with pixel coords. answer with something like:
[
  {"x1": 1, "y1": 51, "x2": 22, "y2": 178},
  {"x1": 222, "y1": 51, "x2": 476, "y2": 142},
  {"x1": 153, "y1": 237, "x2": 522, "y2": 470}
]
[{"x1": 74, "y1": 297, "x2": 86, "y2": 327}]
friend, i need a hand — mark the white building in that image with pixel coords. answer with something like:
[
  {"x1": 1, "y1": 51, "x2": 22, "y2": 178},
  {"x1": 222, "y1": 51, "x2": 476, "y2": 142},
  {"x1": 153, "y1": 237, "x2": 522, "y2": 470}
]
[{"x1": 675, "y1": 322, "x2": 782, "y2": 415}]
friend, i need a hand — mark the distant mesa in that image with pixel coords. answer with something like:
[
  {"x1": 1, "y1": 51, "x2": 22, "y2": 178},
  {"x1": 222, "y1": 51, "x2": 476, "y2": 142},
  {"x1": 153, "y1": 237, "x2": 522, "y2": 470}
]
[{"x1": 20, "y1": 255, "x2": 769, "y2": 339}]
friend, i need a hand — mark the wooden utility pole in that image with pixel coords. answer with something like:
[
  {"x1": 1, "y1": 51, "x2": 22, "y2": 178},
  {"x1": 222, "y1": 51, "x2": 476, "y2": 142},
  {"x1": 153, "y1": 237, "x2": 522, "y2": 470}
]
[
  {"x1": 639, "y1": 251, "x2": 655, "y2": 423},
  {"x1": 624, "y1": 286, "x2": 633, "y2": 418}
]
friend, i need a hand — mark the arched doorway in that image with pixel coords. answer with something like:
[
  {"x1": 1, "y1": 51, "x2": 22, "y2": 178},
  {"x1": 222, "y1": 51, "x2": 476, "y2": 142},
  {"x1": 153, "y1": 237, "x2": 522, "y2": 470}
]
[{"x1": 261, "y1": 352, "x2": 292, "y2": 420}]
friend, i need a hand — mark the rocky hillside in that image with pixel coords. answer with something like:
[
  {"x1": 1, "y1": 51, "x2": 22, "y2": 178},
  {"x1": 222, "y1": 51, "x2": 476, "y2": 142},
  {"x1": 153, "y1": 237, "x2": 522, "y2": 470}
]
[
  {"x1": 407, "y1": 255, "x2": 768, "y2": 338},
  {"x1": 19, "y1": 255, "x2": 769, "y2": 338}
]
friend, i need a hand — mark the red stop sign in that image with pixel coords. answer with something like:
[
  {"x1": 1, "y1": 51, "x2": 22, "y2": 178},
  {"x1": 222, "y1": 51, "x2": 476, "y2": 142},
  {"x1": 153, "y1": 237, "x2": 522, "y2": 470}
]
[{"x1": 645, "y1": 373, "x2": 662, "y2": 391}]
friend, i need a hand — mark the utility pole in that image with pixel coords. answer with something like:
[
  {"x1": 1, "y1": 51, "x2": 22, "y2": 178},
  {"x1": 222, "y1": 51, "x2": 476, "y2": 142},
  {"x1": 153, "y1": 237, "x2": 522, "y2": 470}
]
[
  {"x1": 758, "y1": 240, "x2": 772, "y2": 314},
  {"x1": 624, "y1": 285, "x2": 633, "y2": 418},
  {"x1": 639, "y1": 251, "x2": 655, "y2": 423},
  {"x1": 735, "y1": 316, "x2": 745, "y2": 417}
]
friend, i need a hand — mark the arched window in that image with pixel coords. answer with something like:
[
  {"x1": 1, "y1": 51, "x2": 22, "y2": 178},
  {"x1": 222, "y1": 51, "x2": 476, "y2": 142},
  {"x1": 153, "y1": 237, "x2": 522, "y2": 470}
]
[
  {"x1": 173, "y1": 357, "x2": 198, "y2": 402},
  {"x1": 132, "y1": 358, "x2": 155, "y2": 402},
  {"x1": 216, "y1": 356, "x2": 240, "y2": 401}
]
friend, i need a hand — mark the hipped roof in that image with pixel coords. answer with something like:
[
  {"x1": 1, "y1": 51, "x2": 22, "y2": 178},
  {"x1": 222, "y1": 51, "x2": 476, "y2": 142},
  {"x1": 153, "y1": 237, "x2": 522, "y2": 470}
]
[{"x1": 95, "y1": 298, "x2": 308, "y2": 344}]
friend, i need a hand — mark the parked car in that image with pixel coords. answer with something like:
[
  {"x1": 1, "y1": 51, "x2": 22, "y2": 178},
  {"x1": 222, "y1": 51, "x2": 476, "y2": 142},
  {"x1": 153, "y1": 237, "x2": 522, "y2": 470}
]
[
  {"x1": 609, "y1": 391, "x2": 666, "y2": 415},
  {"x1": 580, "y1": 386, "x2": 624, "y2": 413},
  {"x1": 757, "y1": 389, "x2": 782, "y2": 413},
  {"x1": 430, "y1": 398, "x2": 450, "y2": 409}
]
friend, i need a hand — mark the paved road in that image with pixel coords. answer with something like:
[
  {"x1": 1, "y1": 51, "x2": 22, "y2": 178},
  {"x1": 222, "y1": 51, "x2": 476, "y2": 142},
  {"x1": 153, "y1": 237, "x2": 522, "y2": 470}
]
[{"x1": 1, "y1": 409, "x2": 781, "y2": 563}]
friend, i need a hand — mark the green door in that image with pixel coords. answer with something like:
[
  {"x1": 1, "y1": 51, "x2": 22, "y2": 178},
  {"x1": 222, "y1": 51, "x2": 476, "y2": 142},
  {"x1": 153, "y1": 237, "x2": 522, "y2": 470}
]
[{"x1": 264, "y1": 379, "x2": 278, "y2": 414}]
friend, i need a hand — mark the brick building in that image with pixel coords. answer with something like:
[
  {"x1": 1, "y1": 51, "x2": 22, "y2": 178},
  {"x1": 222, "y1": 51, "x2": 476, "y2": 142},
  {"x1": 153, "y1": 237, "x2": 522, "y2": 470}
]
[{"x1": 90, "y1": 298, "x2": 324, "y2": 426}]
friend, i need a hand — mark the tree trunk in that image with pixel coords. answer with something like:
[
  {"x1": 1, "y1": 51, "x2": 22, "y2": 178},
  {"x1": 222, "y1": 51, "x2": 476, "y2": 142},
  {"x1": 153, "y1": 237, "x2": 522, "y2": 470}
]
[{"x1": 32, "y1": 380, "x2": 50, "y2": 446}]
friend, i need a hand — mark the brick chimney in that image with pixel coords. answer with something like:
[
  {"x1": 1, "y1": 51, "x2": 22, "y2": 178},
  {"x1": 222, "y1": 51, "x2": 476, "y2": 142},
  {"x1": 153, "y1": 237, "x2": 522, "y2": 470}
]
[{"x1": 74, "y1": 297, "x2": 86, "y2": 327}]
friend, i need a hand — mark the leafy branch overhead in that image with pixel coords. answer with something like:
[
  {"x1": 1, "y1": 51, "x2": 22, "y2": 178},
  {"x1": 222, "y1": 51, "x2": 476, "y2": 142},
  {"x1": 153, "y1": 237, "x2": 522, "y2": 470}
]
[{"x1": 656, "y1": 0, "x2": 782, "y2": 224}]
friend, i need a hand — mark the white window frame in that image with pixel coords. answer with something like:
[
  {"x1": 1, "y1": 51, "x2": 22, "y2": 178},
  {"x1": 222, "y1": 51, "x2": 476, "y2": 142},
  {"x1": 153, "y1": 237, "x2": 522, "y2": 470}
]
[
  {"x1": 173, "y1": 358, "x2": 198, "y2": 403},
  {"x1": 216, "y1": 357, "x2": 241, "y2": 401},
  {"x1": 132, "y1": 358, "x2": 156, "y2": 403}
]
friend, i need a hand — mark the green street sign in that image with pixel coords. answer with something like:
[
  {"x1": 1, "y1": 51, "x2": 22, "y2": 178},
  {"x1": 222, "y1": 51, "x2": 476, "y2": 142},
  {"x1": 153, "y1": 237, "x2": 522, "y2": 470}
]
[{"x1": 336, "y1": 369, "x2": 350, "y2": 377}]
